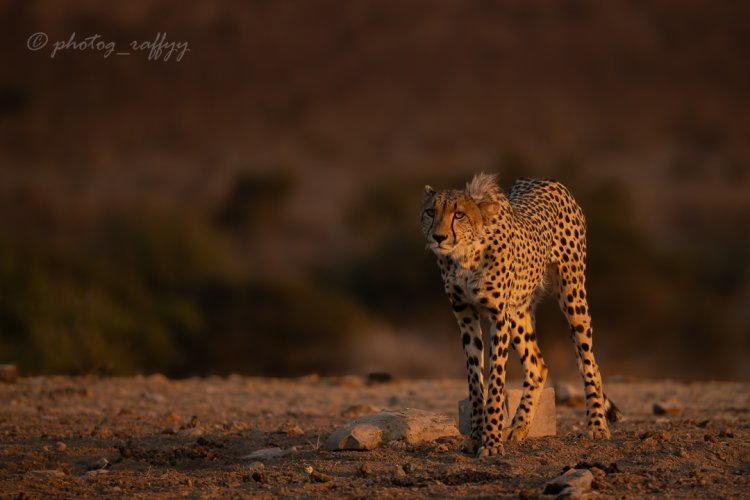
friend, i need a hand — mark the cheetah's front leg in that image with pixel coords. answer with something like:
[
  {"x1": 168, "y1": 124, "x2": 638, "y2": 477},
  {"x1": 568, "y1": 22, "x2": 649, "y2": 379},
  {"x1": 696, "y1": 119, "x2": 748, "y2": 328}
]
[
  {"x1": 478, "y1": 309, "x2": 511, "y2": 457},
  {"x1": 452, "y1": 303, "x2": 485, "y2": 454}
]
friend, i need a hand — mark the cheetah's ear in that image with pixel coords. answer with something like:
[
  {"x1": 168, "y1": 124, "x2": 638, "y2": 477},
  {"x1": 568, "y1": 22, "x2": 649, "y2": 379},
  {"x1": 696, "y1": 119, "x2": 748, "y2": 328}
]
[
  {"x1": 478, "y1": 200, "x2": 500, "y2": 223},
  {"x1": 424, "y1": 185, "x2": 436, "y2": 196}
]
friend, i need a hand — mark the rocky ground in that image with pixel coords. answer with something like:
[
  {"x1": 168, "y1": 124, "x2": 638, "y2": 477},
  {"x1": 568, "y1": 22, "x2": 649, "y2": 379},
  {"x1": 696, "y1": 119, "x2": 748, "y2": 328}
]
[{"x1": 0, "y1": 375, "x2": 748, "y2": 498}]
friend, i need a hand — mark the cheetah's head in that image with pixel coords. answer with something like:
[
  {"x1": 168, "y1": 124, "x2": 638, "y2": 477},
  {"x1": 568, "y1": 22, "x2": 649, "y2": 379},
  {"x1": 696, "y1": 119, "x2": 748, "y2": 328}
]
[{"x1": 420, "y1": 173, "x2": 501, "y2": 257}]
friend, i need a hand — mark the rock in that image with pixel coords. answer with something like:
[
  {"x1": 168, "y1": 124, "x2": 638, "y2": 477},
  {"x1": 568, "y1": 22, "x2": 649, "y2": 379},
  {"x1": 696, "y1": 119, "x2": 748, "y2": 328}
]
[
  {"x1": 571, "y1": 462, "x2": 620, "y2": 475},
  {"x1": 555, "y1": 486, "x2": 597, "y2": 499},
  {"x1": 161, "y1": 424, "x2": 180, "y2": 435},
  {"x1": 387, "y1": 439, "x2": 406, "y2": 450},
  {"x1": 297, "y1": 373, "x2": 320, "y2": 383},
  {"x1": 639, "y1": 430, "x2": 671, "y2": 442},
  {"x1": 91, "y1": 427, "x2": 112, "y2": 439},
  {"x1": 544, "y1": 469, "x2": 594, "y2": 495},
  {"x1": 276, "y1": 421, "x2": 303, "y2": 436},
  {"x1": 359, "y1": 462, "x2": 373, "y2": 477},
  {"x1": 88, "y1": 457, "x2": 110, "y2": 471},
  {"x1": 458, "y1": 387, "x2": 556, "y2": 437},
  {"x1": 164, "y1": 412, "x2": 181, "y2": 424},
  {"x1": 147, "y1": 373, "x2": 170, "y2": 384},
  {"x1": 367, "y1": 372, "x2": 394, "y2": 384},
  {"x1": 55, "y1": 442, "x2": 67, "y2": 452},
  {"x1": 341, "y1": 404, "x2": 380, "y2": 419},
  {"x1": 0, "y1": 364, "x2": 18, "y2": 383},
  {"x1": 327, "y1": 423, "x2": 382, "y2": 451},
  {"x1": 244, "y1": 470, "x2": 267, "y2": 483},
  {"x1": 335, "y1": 375, "x2": 364, "y2": 388},
  {"x1": 223, "y1": 421, "x2": 246, "y2": 431},
  {"x1": 241, "y1": 447, "x2": 291, "y2": 460},
  {"x1": 518, "y1": 488, "x2": 538, "y2": 500},
  {"x1": 310, "y1": 471, "x2": 334, "y2": 483},
  {"x1": 145, "y1": 393, "x2": 165, "y2": 404},
  {"x1": 653, "y1": 398, "x2": 682, "y2": 416},
  {"x1": 392, "y1": 465, "x2": 407, "y2": 479},
  {"x1": 325, "y1": 408, "x2": 459, "y2": 451},
  {"x1": 246, "y1": 461, "x2": 264, "y2": 471},
  {"x1": 553, "y1": 382, "x2": 585, "y2": 407}
]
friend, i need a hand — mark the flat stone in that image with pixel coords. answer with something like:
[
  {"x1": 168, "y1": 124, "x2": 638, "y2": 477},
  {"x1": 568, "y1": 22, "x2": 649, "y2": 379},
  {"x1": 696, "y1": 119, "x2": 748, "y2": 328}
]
[
  {"x1": 555, "y1": 486, "x2": 598, "y2": 499},
  {"x1": 653, "y1": 398, "x2": 682, "y2": 416},
  {"x1": 325, "y1": 408, "x2": 459, "y2": 451},
  {"x1": 327, "y1": 423, "x2": 382, "y2": 451},
  {"x1": 458, "y1": 387, "x2": 556, "y2": 437},
  {"x1": 544, "y1": 469, "x2": 594, "y2": 494},
  {"x1": 240, "y1": 447, "x2": 293, "y2": 460}
]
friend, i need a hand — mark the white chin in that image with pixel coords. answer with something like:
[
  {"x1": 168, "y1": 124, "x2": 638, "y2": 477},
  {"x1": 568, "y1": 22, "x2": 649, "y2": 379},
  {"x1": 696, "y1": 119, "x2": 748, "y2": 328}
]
[{"x1": 431, "y1": 245, "x2": 453, "y2": 255}]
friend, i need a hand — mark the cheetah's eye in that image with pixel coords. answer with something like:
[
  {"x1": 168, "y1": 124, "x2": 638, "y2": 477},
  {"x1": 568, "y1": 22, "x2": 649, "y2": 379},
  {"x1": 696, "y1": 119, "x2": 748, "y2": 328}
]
[
  {"x1": 425, "y1": 209, "x2": 435, "y2": 217},
  {"x1": 454, "y1": 211, "x2": 465, "y2": 220}
]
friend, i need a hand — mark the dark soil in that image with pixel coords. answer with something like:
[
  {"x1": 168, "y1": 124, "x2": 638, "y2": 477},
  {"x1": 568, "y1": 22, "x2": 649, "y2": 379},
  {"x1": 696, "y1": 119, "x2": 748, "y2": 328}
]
[{"x1": 1, "y1": 376, "x2": 748, "y2": 498}]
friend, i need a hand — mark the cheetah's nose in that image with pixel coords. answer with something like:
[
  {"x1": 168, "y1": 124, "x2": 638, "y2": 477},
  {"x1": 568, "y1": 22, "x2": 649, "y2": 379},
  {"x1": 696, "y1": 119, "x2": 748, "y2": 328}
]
[{"x1": 432, "y1": 234, "x2": 448, "y2": 244}]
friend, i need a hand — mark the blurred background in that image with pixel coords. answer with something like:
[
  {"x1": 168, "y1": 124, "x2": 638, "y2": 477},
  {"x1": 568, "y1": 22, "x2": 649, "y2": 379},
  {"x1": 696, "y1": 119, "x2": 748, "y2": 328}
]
[{"x1": 1, "y1": 1, "x2": 748, "y2": 381}]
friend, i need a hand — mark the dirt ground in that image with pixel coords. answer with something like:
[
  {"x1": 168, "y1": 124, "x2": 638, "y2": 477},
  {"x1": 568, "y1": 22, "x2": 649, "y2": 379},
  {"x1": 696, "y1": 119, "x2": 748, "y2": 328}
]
[{"x1": 0, "y1": 375, "x2": 748, "y2": 499}]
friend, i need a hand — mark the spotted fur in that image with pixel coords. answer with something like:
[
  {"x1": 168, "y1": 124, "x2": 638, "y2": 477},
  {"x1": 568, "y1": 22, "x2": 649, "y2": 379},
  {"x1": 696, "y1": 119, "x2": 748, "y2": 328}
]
[{"x1": 421, "y1": 173, "x2": 621, "y2": 457}]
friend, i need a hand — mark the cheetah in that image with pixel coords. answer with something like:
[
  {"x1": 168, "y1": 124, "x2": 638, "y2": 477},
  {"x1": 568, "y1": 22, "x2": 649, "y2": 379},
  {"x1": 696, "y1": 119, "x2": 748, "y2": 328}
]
[{"x1": 420, "y1": 173, "x2": 622, "y2": 457}]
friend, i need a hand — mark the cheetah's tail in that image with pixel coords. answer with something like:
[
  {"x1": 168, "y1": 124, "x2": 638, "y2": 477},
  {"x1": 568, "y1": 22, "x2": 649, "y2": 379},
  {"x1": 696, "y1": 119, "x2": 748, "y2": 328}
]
[{"x1": 604, "y1": 394, "x2": 623, "y2": 423}]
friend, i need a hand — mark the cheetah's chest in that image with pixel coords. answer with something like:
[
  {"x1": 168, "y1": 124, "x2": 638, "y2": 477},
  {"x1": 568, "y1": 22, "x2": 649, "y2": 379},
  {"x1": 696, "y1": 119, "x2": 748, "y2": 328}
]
[{"x1": 441, "y1": 263, "x2": 485, "y2": 304}]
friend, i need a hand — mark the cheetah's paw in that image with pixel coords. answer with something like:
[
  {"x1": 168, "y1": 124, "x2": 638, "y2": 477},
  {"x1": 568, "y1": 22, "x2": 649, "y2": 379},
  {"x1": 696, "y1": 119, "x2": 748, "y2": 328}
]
[
  {"x1": 587, "y1": 426, "x2": 612, "y2": 439},
  {"x1": 506, "y1": 425, "x2": 530, "y2": 442},
  {"x1": 459, "y1": 438, "x2": 481, "y2": 455},
  {"x1": 477, "y1": 444, "x2": 505, "y2": 457}
]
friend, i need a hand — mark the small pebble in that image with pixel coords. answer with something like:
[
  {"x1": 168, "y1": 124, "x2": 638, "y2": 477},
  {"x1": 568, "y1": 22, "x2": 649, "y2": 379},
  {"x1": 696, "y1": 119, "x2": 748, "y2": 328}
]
[
  {"x1": 392, "y1": 465, "x2": 407, "y2": 479},
  {"x1": 89, "y1": 457, "x2": 109, "y2": 470},
  {"x1": 161, "y1": 424, "x2": 180, "y2": 435},
  {"x1": 359, "y1": 462, "x2": 373, "y2": 477},
  {"x1": 310, "y1": 471, "x2": 333, "y2": 483},
  {"x1": 653, "y1": 398, "x2": 682, "y2": 416},
  {"x1": 367, "y1": 372, "x2": 394, "y2": 384},
  {"x1": 518, "y1": 488, "x2": 538, "y2": 500},
  {"x1": 277, "y1": 422, "x2": 303, "y2": 436},
  {"x1": 387, "y1": 440, "x2": 406, "y2": 451},
  {"x1": 164, "y1": 412, "x2": 181, "y2": 423},
  {"x1": 55, "y1": 442, "x2": 67, "y2": 452}
]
